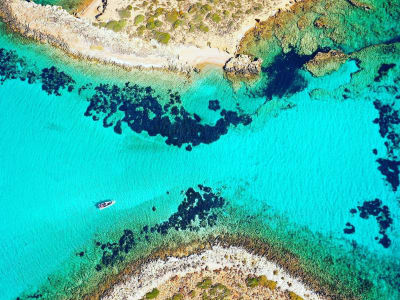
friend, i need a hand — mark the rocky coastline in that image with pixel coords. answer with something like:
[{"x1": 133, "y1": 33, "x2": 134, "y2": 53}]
[
  {"x1": 0, "y1": 0, "x2": 275, "y2": 77},
  {"x1": 101, "y1": 245, "x2": 325, "y2": 300},
  {"x1": 0, "y1": 0, "x2": 225, "y2": 74}
]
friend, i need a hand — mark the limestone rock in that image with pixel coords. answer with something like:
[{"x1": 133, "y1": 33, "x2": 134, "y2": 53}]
[
  {"x1": 223, "y1": 54, "x2": 262, "y2": 77},
  {"x1": 304, "y1": 50, "x2": 348, "y2": 77}
]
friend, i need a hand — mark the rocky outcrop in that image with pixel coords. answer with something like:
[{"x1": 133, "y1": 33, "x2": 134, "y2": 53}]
[
  {"x1": 304, "y1": 50, "x2": 348, "y2": 77},
  {"x1": 223, "y1": 54, "x2": 263, "y2": 77},
  {"x1": 347, "y1": 0, "x2": 374, "y2": 11}
]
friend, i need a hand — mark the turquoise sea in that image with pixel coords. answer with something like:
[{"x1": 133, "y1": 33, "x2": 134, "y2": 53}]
[{"x1": 0, "y1": 0, "x2": 400, "y2": 299}]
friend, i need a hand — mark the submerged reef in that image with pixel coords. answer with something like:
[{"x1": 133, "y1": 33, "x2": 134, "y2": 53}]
[
  {"x1": 347, "y1": 199, "x2": 394, "y2": 248},
  {"x1": 85, "y1": 82, "x2": 252, "y2": 149},
  {"x1": 0, "y1": 48, "x2": 74, "y2": 95}
]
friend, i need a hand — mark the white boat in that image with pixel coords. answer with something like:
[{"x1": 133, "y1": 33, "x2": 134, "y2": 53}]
[{"x1": 96, "y1": 200, "x2": 115, "y2": 210}]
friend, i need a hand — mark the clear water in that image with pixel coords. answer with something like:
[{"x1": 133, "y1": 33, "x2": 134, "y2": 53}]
[{"x1": 0, "y1": 1, "x2": 399, "y2": 299}]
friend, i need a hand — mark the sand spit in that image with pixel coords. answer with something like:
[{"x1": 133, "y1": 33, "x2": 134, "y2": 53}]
[
  {"x1": 102, "y1": 245, "x2": 326, "y2": 300},
  {"x1": 0, "y1": 0, "x2": 298, "y2": 74}
]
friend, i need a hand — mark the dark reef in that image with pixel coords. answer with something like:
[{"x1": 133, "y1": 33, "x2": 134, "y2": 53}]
[
  {"x1": 95, "y1": 185, "x2": 225, "y2": 270},
  {"x1": 374, "y1": 63, "x2": 396, "y2": 82},
  {"x1": 40, "y1": 66, "x2": 75, "y2": 96},
  {"x1": 343, "y1": 222, "x2": 355, "y2": 234},
  {"x1": 84, "y1": 83, "x2": 252, "y2": 149},
  {"x1": 208, "y1": 99, "x2": 221, "y2": 111},
  {"x1": 373, "y1": 100, "x2": 400, "y2": 191},
  {"x1": 348, "y1": 199, "x2": 393, "y2": 248},
  {"x1": 257, "y1": 50, "x2": 311, "y2": 100}
]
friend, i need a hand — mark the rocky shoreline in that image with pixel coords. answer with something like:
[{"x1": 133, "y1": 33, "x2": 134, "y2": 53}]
[
  {"x1": 0, "y1": 0, "x2": 227, "y2": 74},
  {"x1": 101, "y1": 245, "x2": 325, "y2": 300},
  {"x1": 0, "y1": 0, "x2": 274, "y2": 76}
]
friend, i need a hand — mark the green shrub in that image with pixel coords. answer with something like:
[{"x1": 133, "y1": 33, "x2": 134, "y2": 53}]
[
  {"x1": 154, "y1": 31, "x2": 171, "y2": 44},
  {"x1": 127, "y1": 5, "x2": 132, "y2": 10},
  {"x1": 188, "y1": 5, "x2": 197, "y2": 13},
  {"x1": 196, "y1": 277, "x2": 212, "y2": 289},
  {"x1": 173, "y1": 19, "x2": 183, "y2": 29},
  {"x1": 145, "y1": 288, "x2": 160, "y2": 299},
  {"x1": 137, "y1": 25, "x2": 146, "y2": 35},
  {"x1": 105, "y1": 19, "x2": 127, "y2": 32},
  {"x1": 198, "y1": 23, "x2": 209, "y2": 33},
  {"x1": 258, "y1": 275, "x2": 277, "y2": 290},
  {"x1": 288, "y1": 291, "x2": 304, "y2": 300},
  {"x1": 147, "y1": 16, "x2": 155, "y2": 23},
  {"x1": 165, "y1": 10, "x2": 179, "y2": 23},
  {"x1": 134, "y1": 14, "x2": 145, "y2": 25},
  {"x1": 154, "y1": 7, "x2": 164, "y2": 17},
  {"x1": 146, "y1": 21, "x2": 156, "y2": 29},
  {"x1": 188, "y1": 290, "x2": 196, "y2": 297},
  {"x1": 223, "y1": 10, "x2": 230, "y2": 16},
  {"x1": 193, "y1": 14, "x2": 203, "y2": 23},
  {"x1": 188, "y1": 23, "x2": 195, "y2": 32},
  {"x1": 119, "y1": 8, "x2": 131, "y2": 18},
  {"x1": 246, "y1": 276, "x2": 259, "y2": 288},
  {"x1": 171, "y1": 294, "x2": 184, "y2": 300},
  {"x1": 154, "y1": 20, "x2": 163, "y2": 27},
  {"x1": 209, "y1": 283, "x2": 231, "y2": 298},
  {"x1": 201, "y1": 4, "x2": 212, "y2": 13},
  {"x1": 211, "y1": 13, "x2": 221, "y2": 23}
]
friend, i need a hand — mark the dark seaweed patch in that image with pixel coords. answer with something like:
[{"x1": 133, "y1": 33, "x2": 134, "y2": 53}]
[
  {"x1": 343, "y1": 222, "x2": 355, "y2": 234},
  {"x1": 24, "y1": 291, "x2": 43, "y2": 299},
  {"x1": 40, "y1": 67, "x2": 75, "y2": 96},
  {"x1": 257, "y1": 50, "x2": 312, "y2": 100},
  {"x1": 373, "y1": 100, "x2": 400, "y2": 149},
  {"x1": 95, "y1": 186, "x2": 224, "y2": 270},
  {"x1": 96, "y1": 229, "x2": 136, "y2": 268},
  {"x1": 0, "y1": 48, "x2": 30, "y2": 83},
  {"x1": 76, "y1": 251, "x2": 85, "y2": 257},
  {"x1": 373, "y1": 100, "x2": 400, "y2": 190},
  {"x1": 374, "y1": 63, "x2": 396, "y2": 82},
  {"x1": 376, "y1": 158, "x2": 400, "y2": 191},
  {"x1": 0, "y1": 48, "x2": 75, "y2": 96},
  {"x1": 348, "y1": 199, "x2": 393, "y2": 248},
  {"x1": 208, "y1": 99, "x2": 221, "y2": 111},
  {"x1": 84, "y1": 83, "x2": 251, "y2": 149},
  {"x1": 151, "y1": 185, "x2": 225, "y2": 235}
]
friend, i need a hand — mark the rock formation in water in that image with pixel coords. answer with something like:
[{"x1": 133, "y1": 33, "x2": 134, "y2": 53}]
[
  {"x1": 304, "y1": 50, "x2": 348, "y2": 77},
  {"x1": 223, "y1": 54, "x2": 263, "y2": 77}
]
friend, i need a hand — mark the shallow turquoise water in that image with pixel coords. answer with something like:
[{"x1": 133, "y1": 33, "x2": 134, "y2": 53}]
[{"x1": 0, "y1": 8, "x2": 399, "y2": 300}]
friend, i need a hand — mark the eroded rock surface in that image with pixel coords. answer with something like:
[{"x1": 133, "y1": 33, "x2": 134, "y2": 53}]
[
  {"x1": 223, "y1": 54, "x2": 263, "y2": 77},
  {"x1": 304, "y1": 50, "x2": 348, "y2": 77}
]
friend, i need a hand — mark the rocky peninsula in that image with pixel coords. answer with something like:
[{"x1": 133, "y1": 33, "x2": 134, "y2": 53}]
[
  {"x1": 0, "y1": 0, "x2": 297, "y2": 75},
  {"x1": 102, "y1": 245, "x2": 325, "y2": 300}
]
